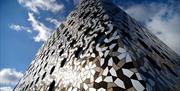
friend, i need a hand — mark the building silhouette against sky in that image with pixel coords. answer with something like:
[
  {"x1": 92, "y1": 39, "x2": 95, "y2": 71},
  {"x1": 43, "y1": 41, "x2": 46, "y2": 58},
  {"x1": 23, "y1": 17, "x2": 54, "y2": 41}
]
[{"x1": 14, "y1": 0, "x2": 180, "y2": 91}]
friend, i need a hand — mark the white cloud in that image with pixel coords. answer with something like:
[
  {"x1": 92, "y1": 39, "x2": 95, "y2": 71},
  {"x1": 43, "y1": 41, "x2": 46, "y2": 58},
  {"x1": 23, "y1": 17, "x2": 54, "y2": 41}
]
[
  {"x1": 46, "y1": 17, "x2": 61, "y2": 27},
  {"x1": 147, "y1": 9, "x2": 180, "y2": 54},
  {"x1": 0, "y1": 68, "x2": 23, "y2": 85},
  {"x1": 0, "y1": 86, "x2": 13, "y2": 91},
  {"x1": 124, "y1": 3, "x2": 164, "y2": 23},
  {"x1": 9, "y1": 24, "x2": 32, "y2": 33},
  {"x1": 28, "y1": 12, "x2": 51, "y2": 42},
  {"x1": 121, "y1": 2, "x2": 180, "y2": 55},
  {"x1": 17, "y1": 0, "x2": 64, "y2": 13},
  {"x1": 16, "y1": 0, "x2": 66, "y2": 42}
]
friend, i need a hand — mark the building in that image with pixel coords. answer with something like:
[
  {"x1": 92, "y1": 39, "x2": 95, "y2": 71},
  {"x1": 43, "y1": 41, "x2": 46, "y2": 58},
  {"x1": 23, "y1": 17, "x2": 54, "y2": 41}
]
[{"x1": 14, "y1": 0, "x2": 180, "y2": 91}]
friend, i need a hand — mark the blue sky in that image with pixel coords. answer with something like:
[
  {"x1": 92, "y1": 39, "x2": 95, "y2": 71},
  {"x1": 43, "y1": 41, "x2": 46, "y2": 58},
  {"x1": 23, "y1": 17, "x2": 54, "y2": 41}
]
[
  {"x1": 0, "y1": 0, "x2": 76, "y2": 73},
  {"x1": 0, "y1": 0, "x2": 179, "y2": 91}
]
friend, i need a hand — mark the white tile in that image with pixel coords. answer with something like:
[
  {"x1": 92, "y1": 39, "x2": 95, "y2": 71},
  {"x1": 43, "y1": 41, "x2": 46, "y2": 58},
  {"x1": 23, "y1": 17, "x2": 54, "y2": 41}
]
[
  {"x1": 77, "y1": 82, "x2": 80, "y2": 88},
  {"x1": 89, "y1": 88, "x2": 96, "y2": 91},
  {"x1": 101, "y1": 47, "x2": 108, "y2": 51},
  {"x1": 126, "y1": 54, "x2": 132, "y2": 62},
  {"x1": 87, "y1": 72, "x2": 91, "y2": 78},
  {"x1": 108, "y1": 58, "x2": 113, "y2": 66},
  {"x1": 102, "y1": 67, "x2": 108, "y2": 76},
  {"x1": 104, "y1": 76, "x2": 113, "y2": 82},
  {"x1": 109, "y1": 44, "x2": 116, "y2": 49},
  {"x1": 96, "y1": 44, "x2": 101, "y2": 51},
  {"x1": 83, "y1": 83, "x2": 88, "y2": 90},
  {"x1": 112, "y1": 31, "x2": 118, "y2": 37},
  {"x1": 135, "y1": 73, "x2": 142, "y2": 80},
  {"x1": 118, "y1": 47, "x2": 126, "y2": 53},
  {"x1": 95, "y1": 76, "x2": 102, "y2": 83},
  {"x1": 90, "y1": 48, "x2": 93, "y2": 52},
  {"x1": 131, "y1": 79, "x2": 145, "y2": 91},
  {"x1": 91, "y1": 64, "x2": 96, "y2": 68},
  {"x1": 114, "y1": 78, "x2": 125, "y2": 89},
  {"x1": 100, "y1": 58, "x2": 104, "y2": 66},
  {"x1": 109, "y1": 68, "x2": 117, "y2": 77},
  {"x1": 104, "y1": 38, "x2": 109, "y2": 43},
  {"x1": 118, "y1": 53, "x2": 126, "y2": 60},
  {"x1": 68, "y1": 87, "x2": 72, "y2": 91},
  {"x1": 90, "y1": 75, "x2": 94, "y2": 82},
  {"x1": 89, "y1": 62, "x2": 93, "y2": 67},
  {"x1": 97, "y1": 88, "x2": 106, "y2": 91},
  {"x1": 99, "y1": 51, "x2": 103, "y2": 57},
  {"x1": 86, "y1": 53, "x2": 90, "y2": 56},
  {"x1": 104, "y1": 50, "x2": 109, "y2": 57},
  {"x1": 82, "y1": 76, "x2": 86, "y2": 81},
  {"x1": 85, "y1": 65, "x2": 89, "y2": 70},
  {"x1": 90, "y1": 69, "x2": 96, "y2": 75},
  {"x1": 91, "y1": 53, "x2": 96, "y2": 57},
  {"x1": 122, "y1": 68, "x2": 134, "y2": 78}
]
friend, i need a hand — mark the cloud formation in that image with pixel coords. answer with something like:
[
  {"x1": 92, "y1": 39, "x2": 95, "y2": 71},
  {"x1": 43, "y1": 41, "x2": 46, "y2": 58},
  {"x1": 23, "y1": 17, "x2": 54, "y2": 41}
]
[
  {"x1": 28, "y1": 12, "x2": 51, "y2": 42},
  {"x1": 147, "y1": 8, "x2": 180, "y2": 55},
  {"x1": 124, "y1": 3, "x2": 163, "y2": 23},
  {"x1": 0, "y1": 68, "x2": 23, "y2": 85},
  {"x1": 0, "y1": 86, "x2": 13, "y2": 91},
  {"x1": 119, "y1": 1, "x2": 180, "y2": 54},
  {"x1": 9, "y1": 24, "x2": 31, "y2": 33},
  {"x1": 17, "y1": 0, "x2": 64, "y2": 13},
  {"x1": 46, "y1": 17, "x2": 61, "y2": 27},
  {"x1": 17, "y1": 0, "x2": 65, "y2": 42}
]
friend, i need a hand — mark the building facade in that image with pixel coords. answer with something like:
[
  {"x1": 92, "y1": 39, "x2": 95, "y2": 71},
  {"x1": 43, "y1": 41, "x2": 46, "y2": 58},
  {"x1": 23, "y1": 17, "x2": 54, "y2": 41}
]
[{"x1": 14, "y1": 0, "x2": 180, "y2": 91}]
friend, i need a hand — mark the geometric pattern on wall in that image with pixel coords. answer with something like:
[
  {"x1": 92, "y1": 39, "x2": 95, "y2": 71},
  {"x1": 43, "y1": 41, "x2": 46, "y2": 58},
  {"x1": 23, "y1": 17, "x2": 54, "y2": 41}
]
[{"x1": 14, "y1": 0, "x2": 180, "y2": 91}]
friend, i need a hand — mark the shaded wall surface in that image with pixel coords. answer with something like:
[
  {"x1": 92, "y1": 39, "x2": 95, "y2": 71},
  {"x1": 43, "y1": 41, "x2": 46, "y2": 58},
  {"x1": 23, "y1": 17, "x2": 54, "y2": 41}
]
[{"x1": 14, "y1": 0, "x2": 180, "y2": 91}]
